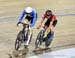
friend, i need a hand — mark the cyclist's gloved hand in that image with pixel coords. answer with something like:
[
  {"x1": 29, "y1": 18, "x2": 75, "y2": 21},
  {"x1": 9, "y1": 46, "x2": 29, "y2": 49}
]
[{"x1": 17, "y1": 22, "x2": 21, "y2": 26}]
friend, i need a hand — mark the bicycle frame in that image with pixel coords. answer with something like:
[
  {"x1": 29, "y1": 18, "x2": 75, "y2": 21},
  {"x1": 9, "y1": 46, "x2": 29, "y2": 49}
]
[
  {"x1": 35, "y1": 27, "x2": 52, "y2": 48},
  {"x1": 41, "y1": 26, "x2": 51, "y2": 38},
  {"x1": 21, "y1": 23, "x2": 30, "y2": 41},
  {"x1": 15, "y1": 23, "x2": 30, "y2": 50}
]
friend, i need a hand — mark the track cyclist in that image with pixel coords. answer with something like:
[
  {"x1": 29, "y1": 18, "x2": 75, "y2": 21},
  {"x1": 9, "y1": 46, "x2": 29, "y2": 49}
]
[
  {"x1": 37, "y1": 10, "x2": 57, "y2": 48},
  {"x1": 17, "y1": 7, "x2": 38, "y2": 48}
]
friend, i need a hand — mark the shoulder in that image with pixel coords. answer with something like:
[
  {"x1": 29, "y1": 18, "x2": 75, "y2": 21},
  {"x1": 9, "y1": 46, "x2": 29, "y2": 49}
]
[
  {"x1": 52, "y1": 14, "x2": 56, "y2": 16},
  {"x1": 52, "y1": 14, "x2": 56, "y2": 18},
  {"x1": 22, "y1": 10, "x2": 26, "y2": 13},
  {"x1": 32, "y1": 9, "x2": 37, "y2": 13}
]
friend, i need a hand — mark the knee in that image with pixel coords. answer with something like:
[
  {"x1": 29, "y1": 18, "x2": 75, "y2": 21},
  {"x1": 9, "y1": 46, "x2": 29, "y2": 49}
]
[{"x1": 47, "y1": 31, "x2": 54, "y2": 40}]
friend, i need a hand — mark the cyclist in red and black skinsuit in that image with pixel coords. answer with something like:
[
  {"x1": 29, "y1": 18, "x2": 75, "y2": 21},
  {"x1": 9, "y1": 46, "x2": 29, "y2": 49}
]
[{"x1": 37, "y1": 10, "x2": 57, "y2": 47}]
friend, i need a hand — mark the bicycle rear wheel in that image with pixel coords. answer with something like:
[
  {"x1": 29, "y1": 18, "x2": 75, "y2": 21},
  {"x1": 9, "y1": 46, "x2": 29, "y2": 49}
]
[{"x1": 45, "y1": 31, "x2": 54, "y2": 47}]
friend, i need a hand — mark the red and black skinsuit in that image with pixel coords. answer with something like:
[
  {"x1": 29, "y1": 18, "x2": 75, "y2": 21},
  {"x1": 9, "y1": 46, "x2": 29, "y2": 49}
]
[
  {"x1": 42, "y1": 14, "x2": 57, "y2": 27},
  {"x1": 42, "y1": 13, "x2": 57, "y2": 46}
]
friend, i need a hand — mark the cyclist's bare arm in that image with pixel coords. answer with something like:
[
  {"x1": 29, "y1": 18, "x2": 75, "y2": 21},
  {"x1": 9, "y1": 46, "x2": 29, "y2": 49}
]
[
  {"x1": 37, "y1": 19, "x2": 45, "y2": 29},
  {"x1": 47, "y1": 19, "x2": 54, "y2": 32}
]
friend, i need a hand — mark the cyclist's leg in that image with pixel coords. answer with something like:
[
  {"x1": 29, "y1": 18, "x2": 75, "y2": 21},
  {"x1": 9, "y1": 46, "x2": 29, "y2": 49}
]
[
  {"x1": 45, "y1": 30, "x2": 54, "y2": 47},
  {"x1": 25, "y1": 27, "x2": 32, "y2": 46},
  {"x1": 47, "y1": 19, "x2": 57, "y2": 41},
  {"x1": 45, "y1": 19, "x2": 57, "y2": 47},
  {"x1": 47, "y1": 31, "x2": 54, "y2": 41}
]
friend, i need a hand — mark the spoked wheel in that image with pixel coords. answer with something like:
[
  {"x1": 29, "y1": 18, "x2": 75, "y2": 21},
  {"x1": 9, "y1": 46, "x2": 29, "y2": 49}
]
[
  {"x1": 15, "y1": 31, "x2": 24, "y2": 50},
  {"x1": 15, "y1": 39, "x2": 21, "y2": 50},
  {"x1": 35, "y1": 37, "x2": 40, "y2": 48},
  {"x1": 35, "y1": 30, "x2": 45, "y2": 48}
]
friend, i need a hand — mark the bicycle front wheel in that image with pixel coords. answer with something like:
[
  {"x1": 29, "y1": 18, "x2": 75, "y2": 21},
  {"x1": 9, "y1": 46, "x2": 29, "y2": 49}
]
[
  {"x1": 15, "y1": 39, "x2": 21, "y2": 50},
  {"x1": 15, "y1": 31, "x2": 24, "y2": 50},
  {"x1": 35, "y1": 30, "x2": 44, "y2": 48}
]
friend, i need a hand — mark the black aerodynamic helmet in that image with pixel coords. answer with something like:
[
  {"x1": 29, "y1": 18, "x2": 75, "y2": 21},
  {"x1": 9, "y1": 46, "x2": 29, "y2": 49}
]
[{"x1": 45, "y1": 10, "x2": 52, "y2": 16}]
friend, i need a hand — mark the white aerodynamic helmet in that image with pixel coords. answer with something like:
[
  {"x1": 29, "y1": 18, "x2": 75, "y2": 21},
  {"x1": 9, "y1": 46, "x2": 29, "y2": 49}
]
[{"x1": 25, "y1": 7, "x2": 32, "y2": 13}]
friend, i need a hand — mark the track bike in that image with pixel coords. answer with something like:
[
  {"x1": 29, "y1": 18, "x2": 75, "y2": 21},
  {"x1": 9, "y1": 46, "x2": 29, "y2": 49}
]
[
  {"x1": 15, "y1": 22, "x2": 32, "y2": 50},
  {"x1": 35, "y1": 27, "x2": 53, "y2": 48}
]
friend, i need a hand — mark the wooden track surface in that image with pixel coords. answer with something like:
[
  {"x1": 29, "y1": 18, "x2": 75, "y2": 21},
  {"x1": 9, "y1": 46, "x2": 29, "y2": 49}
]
[{"x1": 0, "y1": 0, "x2": 75, "y2": 58}]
